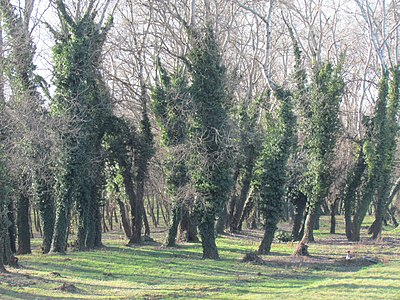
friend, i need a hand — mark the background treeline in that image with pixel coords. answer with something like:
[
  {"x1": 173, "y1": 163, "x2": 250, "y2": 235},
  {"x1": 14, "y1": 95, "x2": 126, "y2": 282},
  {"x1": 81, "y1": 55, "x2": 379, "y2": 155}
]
[{"x1": 0, "y1": 0, "x2": 400, "y2": 269}]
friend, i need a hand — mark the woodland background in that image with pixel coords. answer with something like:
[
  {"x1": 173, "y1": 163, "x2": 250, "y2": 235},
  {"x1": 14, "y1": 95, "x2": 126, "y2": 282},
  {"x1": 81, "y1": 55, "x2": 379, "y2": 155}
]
[{"x1": 0, "y1": 0, "x2": 400, "y2": 271}]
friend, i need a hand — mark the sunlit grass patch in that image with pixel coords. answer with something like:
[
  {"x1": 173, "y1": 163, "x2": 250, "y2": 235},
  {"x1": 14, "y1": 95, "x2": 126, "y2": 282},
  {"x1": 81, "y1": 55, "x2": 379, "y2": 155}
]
[{"x1": 1, "y1": 216, "x2": 399, "y2": 299}]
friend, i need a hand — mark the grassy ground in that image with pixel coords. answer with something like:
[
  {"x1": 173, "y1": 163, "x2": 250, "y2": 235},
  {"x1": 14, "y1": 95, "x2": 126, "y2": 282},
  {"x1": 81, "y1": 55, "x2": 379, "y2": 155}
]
[{"x1": 1, "y1": 216, "x2": 400, "y2": 299}]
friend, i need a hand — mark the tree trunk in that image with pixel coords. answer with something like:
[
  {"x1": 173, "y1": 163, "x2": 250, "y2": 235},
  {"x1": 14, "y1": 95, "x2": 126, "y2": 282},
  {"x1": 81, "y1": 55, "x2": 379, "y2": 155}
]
[
  {"x1": 389, "y1": 206, "x2": 398, "y2": 227},
  {"x1": 215, "y1": 205, "x2": 227, "y2": 234},
  {"x1": 7, "y1": 201, "x2": 16, "y2": 254},
  {"x1": 369, "y1": 173, "x2": 391, "y2": 239},
  {"x1": 230, "y1": 165, "x2": 253, "y2": 232},
  {"x1": 37, "y1": 183, "x2": 55, "y2": 254},
  {"x1": 51, "y1": 186, "x2": 74, "y2": 254},
  {"x1": 330, "y1": 202, "x2": 336, "y2": 234},
  {"x1": 0, "y1": 239, "x2": 5, "y2": 272},
  {"x1": 238, "y1": 188, "x2": 255, "y2": 231},
  {"x1": 258, "y1": 224, "x2": 277, "y2": 254},
  {"x1": 300, "y1": 208, "x2": 316, "y2": 244},
  {"x1": 166, "y1": 204, "x2": 181, "y2": 247},
  {"x1": 180, "y1": 207, "x2": 199, "y2": 242},
  {"x1": 143, "y1": 205, "x2": 151, "y2": 237},
  {"x1": 129, "y1": 181, "x2": 143, "y2": 244},
  {"x1": 117, "y1": 197, "x2": 131, "y2": 238},
  {"x1": 119, "y1": 159, "x2": 141, "y2": 245},
  {"x1": 198, "y1": 216, "x2": 219, "y2": 259},
  {"x1": 350, "y1": 183, "x2": 375, "y2": 242},
  {"x1": 93, "y1": 203, "x2": 102, "y2": 248},
  {"x1": 291, "y1": 192, "x2": 307, "y2": 241},
  {"x1": 17, "y1": 192, "x2": 31, "y2": 255}
]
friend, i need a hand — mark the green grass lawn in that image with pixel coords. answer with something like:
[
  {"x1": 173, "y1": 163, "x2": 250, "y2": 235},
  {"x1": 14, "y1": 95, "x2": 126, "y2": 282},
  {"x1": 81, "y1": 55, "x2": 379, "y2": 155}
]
[{"x1": 1, "y1": 216, "x2": 400, "y2": 299}]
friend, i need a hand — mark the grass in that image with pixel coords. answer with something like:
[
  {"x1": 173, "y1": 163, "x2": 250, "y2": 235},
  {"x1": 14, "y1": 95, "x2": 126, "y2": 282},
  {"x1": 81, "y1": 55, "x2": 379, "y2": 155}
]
[{"x1": 1, "y1": 216, "x2": 400, "y2": 299}]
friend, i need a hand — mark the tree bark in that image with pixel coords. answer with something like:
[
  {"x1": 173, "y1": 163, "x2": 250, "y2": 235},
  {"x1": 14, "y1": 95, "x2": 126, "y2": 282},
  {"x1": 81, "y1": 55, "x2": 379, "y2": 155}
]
[
  {"x1": 238, "y1": 188, "x2": 255, "y2": 231},
  {"x1": 166, "y1": 204, "x2": 181, "y2": 247},
  {"x1": 51, "y1": 186, "x2": 74, "y2": 254},
  {"x1": 17, "y1": 192, "x2": 31, "y2": 255},
  {"x1": 179, "y1": 206, "x2": 199, "y2": 242},
  {"x1": 291, "y1": 192, "x2": 307, "y2": 241},
  {"x1": 258, "y1": 224, "x2": 277, "y2": 254},
  {"x1": 329, "y1": 201, "x2": 338, "y2": 234},
  {"x1": 117, "y1": 197, "x2": 131, "y2": 238},
  {"x1": 7, "y1": 201, "x2": 16, "y2": 254},
  {"x1": 198, "y1": 216, "x2": 219, "y2": 259},
  {"x1": 215, "y1": 205, "x2": 227, "y2": 234},
  {"x1": 300, "y1": 208, "x2": 316, "y2": 244},
  {"x1": 231, "y1": 164, "x2": 254, "y2": 232}
]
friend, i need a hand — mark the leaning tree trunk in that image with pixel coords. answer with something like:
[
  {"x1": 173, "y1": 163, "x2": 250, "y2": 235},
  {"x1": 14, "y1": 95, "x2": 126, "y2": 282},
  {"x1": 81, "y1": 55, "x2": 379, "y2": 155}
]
[
  {"x1": 350, "y1": 182, "x2": 376, "y2": 242},
  {"x1": 17, "y1": 191, "x2": 31, "y2": 255},
  {"x1": 300, "y1": 208, "x2": 316, "y2": 244},
  {"x1": 343, "y1": 150, "x2": 366, "y2": 240},
  {"x1": 238, "y1": 188, "x2": 256, "y2": 231},
  {"x1": 116, "y1": 197, "x2": 131, "y2": 238},
  {"x1": 230, "y1": 164, "x2": 254, "y2": 232},
  {"x1": 258, "y1": 223, "x2": 277, "y2": 254}
]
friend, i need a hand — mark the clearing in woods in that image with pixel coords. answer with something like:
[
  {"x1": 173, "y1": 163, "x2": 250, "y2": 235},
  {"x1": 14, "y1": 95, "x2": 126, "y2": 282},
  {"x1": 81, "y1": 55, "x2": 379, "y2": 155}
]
[{"x1": 0, "y1": 216, "x2": 400, "y2": 299}]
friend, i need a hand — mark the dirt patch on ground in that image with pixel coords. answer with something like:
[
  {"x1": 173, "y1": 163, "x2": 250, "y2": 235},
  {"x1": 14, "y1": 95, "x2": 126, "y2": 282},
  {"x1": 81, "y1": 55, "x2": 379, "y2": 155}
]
[{"x1": 0, "y1": 271, "x2": 48, "y2": 288}]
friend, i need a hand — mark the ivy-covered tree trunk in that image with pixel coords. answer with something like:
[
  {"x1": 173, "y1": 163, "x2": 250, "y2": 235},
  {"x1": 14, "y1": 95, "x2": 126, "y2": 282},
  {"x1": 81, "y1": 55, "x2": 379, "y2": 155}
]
[
  {"x1": 50, "y1": 1, "x2": 113, "y2": 252},
  {"x1": 238, "y1": 189, "x2": 256, "y2": 231},
  {"x1": 0, "y1": 0, "x2": 45, "y2": 256},
  {"x1": 179, "y1": 207, "x2": 199, "y2": 242},
  {"x1": 35, "y1": 172, "x2": 55, "y2": 253},
  {"x1": 166, "y1": 204, "x2": 182, "y2": 247},
  {"x1": 51, "y1": 180, "x2": 75, "y2": 253},
  {"x1": 343, "y1": 148, "x2": 366, "y2": 240},
  {"x1": 291, "y1": 191, "x2": 307, "y2": 241},
  {"x1": 129, "y1": 104, "x2": 154, "y2": 245},
  {"x1": 151, "y1": 61, "x2": 189, "y2": 247},
  {"x1": 329, "y1": 198, "x2": 340, "y2": 234},
  {"x1": 115, "y1": 190, "x2": 131, "y2": 239},
  {"x1": 231, "y1": 156, "x2": 256, "y2": 232},
  {"x1": 350, "y1": 69, "x2": 399, "y2": 241},
  {"x1": 188, "y1": 26, "x2": 233, "y2": 259},
  {"x1": 298, "y1": 62, "x2": 344, "y2": 248},
  {"x1": 369, "y1": 69, "x2": 400, "y2": 239},
  {"x1": 255, "y1": 89, "x2": 295, "y2": 255},
  {"x1": 17, "y1": 191, "x2": 31, "y2": 255},
  {"x1": 198, "y1": 214, "x2": 219, "y2": 259},
  {"x1": 7, "y1": 201, "x2": 16, "y2": 254}
]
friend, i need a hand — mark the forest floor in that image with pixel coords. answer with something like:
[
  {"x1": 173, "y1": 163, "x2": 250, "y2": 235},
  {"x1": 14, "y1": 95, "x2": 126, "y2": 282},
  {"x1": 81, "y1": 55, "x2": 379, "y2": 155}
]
[{"x1": 1, "y1": 216, "x2": 400, "y2": 299}]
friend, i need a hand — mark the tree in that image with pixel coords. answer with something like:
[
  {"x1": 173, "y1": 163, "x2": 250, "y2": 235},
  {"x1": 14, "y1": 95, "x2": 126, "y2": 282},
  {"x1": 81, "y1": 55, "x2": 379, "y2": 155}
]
[
  {"x1": 187, "y1": 25, "x2": 233, "y2": 259},
  {"x1": 50, "y1": 0, "x2": 113, "y2": 252},
  {"x1": 151, "y1": 61, "x2": 191, "y2": 247},
  {"x1": 297, "y1": 61, "x2": 344, "y2": 247},
  {"x1": 349, "y1": 69, "x2": 400, "y2": 241},
  {"x1": 254, "y1": 88, "x2": 295, "y2": 254},
  {"x1": 0, "y1": 0, "x2": 50, "y2": 255}
]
